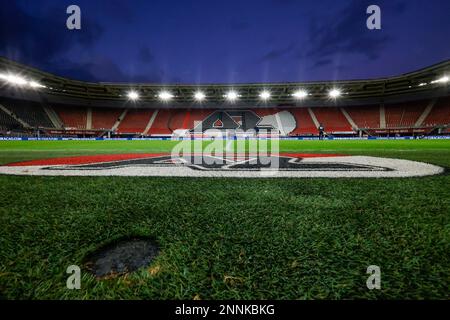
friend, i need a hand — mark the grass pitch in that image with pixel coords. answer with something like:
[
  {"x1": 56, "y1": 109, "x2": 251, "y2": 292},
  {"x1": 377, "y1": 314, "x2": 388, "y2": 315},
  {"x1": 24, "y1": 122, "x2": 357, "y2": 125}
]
[{"x1": 0, "y1": 139, "x2": 449, "y2": 299}]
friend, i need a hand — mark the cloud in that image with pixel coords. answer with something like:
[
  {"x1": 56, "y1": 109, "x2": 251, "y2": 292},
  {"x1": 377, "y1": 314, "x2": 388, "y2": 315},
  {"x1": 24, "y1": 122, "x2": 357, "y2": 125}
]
[
  {"x1": 55, "y1": 56, "x2": 164, "y2": 83},
  {"x1": 0, "y1": 2, "x2": 103, "y2": 70},
  {"x1": 261, "y1": 43, "x2": 296, "y2": 61},
  {"x1": 0, "y1": 2, "x2": 163, "y2": 83},
  {"x1": 304, "y1": 0, "x2": 406, "y2": 63}
]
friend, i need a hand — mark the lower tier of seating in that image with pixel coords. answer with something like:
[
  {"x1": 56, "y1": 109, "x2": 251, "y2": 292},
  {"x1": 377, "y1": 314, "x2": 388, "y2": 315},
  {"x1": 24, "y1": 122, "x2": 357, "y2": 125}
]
[
  {"x1": 1, "y1": 98, "x2": 54, "y2": 128},
  {"x1": 1, "y1": 97, "x2": 449, "y2": 135}
]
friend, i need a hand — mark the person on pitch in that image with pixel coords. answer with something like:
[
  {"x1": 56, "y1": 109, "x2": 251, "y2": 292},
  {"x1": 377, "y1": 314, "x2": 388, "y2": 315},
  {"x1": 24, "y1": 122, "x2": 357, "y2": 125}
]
[{"x1": 318, "y1": 124, "x2": 325, "y2": 140}]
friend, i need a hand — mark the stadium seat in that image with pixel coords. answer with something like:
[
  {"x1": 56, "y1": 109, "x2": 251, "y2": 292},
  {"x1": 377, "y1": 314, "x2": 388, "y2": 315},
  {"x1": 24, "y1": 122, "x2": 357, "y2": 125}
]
[
  {"x1": 54, "y1": 105, "x2": 87, "y2": 130},
  {"x1": 1, "y1": 99, "x2": 449, "y2": 135},
  {"x1": 385, "y1": 101, "x2": 426, "y2": 128},
  {"x1": 0, "y1": 98, "x2": 54, "y2": 128},
  {"x1": 0, "y1": 108, "x2": 23, "y2": 130},
  {"x1": 345, "y1": 105, "x2": 380, "y2": 129},
  {"x1": 288, "y1": 108, "x2": 318, "y2": 135},
  {"x1": 312, "y1": 107, "x2": 353, "y2": 133},
  {"x1": 147, "y1": 109, "x2": 172, "y2": 135},
  {"x1": 423, "y1": 97, "x2": 450, "y2": 127},
  {"x1": 117, "y1": 109, "x2": 155, "y2": 134},
  {"x1": 92, "y1": 108, "x2": 123, "y2": 130}
]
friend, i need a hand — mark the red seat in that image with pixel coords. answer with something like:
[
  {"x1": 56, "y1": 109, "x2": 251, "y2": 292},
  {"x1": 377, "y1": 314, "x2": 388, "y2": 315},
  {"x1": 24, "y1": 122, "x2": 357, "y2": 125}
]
[
  {"x1": 117, "y1": 109, "x2": 155, "y2": 134},
  {"x1": 312, "y1": 107, "x2": 353, "y2": 132},
  {"x1": 345, "y1": 105, "x2": 379, "y2": 129},
  {"x1": 54, "y1": 106, "x2": 87, "y2": 130}
]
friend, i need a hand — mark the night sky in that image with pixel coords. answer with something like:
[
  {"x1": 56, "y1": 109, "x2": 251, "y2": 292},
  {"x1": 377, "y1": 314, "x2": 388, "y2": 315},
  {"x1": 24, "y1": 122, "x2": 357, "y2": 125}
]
[{"x1": 1, "y1": 0, "x2": 449, "y2": 84}]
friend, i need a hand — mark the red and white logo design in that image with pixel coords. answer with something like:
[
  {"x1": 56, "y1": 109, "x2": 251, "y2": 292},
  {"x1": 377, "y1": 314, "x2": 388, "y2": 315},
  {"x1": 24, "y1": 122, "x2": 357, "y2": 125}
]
[{"x1": 0, "y1": 153, "x2": 443, "y2": 178}]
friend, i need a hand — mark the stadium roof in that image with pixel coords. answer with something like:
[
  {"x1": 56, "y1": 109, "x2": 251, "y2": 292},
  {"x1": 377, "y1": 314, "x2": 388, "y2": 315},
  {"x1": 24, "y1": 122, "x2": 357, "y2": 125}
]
[{"x1": 0, "y1": 57, "x2": 449, "y2": 108}]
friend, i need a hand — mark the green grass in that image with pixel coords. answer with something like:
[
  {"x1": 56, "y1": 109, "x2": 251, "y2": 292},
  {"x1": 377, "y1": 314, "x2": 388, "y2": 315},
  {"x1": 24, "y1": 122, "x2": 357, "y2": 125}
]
[{"x1": 0, "y1": 139, "x2": 449, "y2": 299}]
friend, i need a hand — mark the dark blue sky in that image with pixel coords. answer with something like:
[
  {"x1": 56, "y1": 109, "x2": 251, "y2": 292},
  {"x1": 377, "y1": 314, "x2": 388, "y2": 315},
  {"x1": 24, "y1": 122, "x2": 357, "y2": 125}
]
[{"x1": 1, "y1": 0, "x2": 449, "y2": 84}]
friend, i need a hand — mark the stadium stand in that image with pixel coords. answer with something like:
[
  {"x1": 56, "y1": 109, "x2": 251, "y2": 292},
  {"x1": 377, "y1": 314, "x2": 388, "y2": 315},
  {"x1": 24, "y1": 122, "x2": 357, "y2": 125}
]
[
  {"x1": 169, "y1": 109, "x2": 214, "y2": 130},
  {"x1": 168, "y1": 109, "x2": 190, "y2": 130},
  {"x1": 0, "y1": 56, "x2": 448, "y2": 136},
  {"x1": 423, "y1": 96, "x2": 450, "y2": 127},
  {"x1": 117, "y1": 109, "x2": 155, "y2": 134},
  {"x1": 0, "y1": 108, "x2": 23, "y2": 130},
  {"x1": 289, "y1": 108, "x2": 317, "y2": 135},
  {"x1": 385, "y1": 101, "x2": 426, "y2": 128},
  {"x1": 1, "y1": 99, "x2": 450, "y2": 136},
  {"x1": 311, "y1": 107, "x2": 354, "y2": 133},
  {"x1": 54, "y1": 105, "x2": 87, "y2": 130},
  {"x1": 147, "y1": 109, "x2": 172, "y2": 135},
  {"x1": 92, "y1": 108, "x2": 123, "y2": 130},
  {"x1": 345, "y1": 105, "x2": 380, "y2": 129},
  {"x1": 0, "y1": 98, "x2": 54, "y2": 128}
]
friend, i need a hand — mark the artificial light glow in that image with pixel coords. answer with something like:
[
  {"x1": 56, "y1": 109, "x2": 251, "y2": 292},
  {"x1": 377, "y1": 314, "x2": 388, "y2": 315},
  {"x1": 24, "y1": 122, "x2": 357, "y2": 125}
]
[
  {"x1": 127, "y1": 91, "x2": 139, "y2": 100},
  {"x1": 29, "y1": 81, "x2": 46, "y2": 88},
  {"x1": 194, "y1": 91, "x2": 206, "y2": 101},
  {"x1": 329, "y1": 89, "x2": 341, "y2": 98},
  {"x1": 225, "y1": 90, "x2": 239, "y2": 101},
  {"x1": 431, "y1": 76, "x2": 449, "y2": 84},
  {"x1": 0, "y1": 73, "x2": 46, "y2": 89},
  {"x1": 4, "y1": 74, "x2": 27, "y2": 86},
  {"x1": 259, "y1": 90, "x2": 271, "y2": 100},
  {"x1": 292, "y1": 90, "x2": 308, "y2": 99},
  {"x1": 158, "y1": 91, "x2": 173, "y2": 101}
]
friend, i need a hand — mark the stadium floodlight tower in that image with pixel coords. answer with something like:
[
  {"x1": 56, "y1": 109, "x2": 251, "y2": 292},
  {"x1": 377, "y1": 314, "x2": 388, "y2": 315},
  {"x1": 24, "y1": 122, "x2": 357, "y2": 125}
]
[{"x1": 127, "y1": 90, "x2": 140, "y2": 100}]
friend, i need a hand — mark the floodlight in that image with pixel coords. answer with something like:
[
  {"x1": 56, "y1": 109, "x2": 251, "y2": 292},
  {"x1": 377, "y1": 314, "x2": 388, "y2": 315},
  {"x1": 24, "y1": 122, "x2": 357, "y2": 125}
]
[
  {"x1": 436, "y1": 76, "x2": 449, "y2": 83},
  {"x1": 225, "y1": 90, "x2": 239, "y2": 101},
  {"x1": 259, "y1": 90, "x2": 271, "y2": 100},
  {"x1": 194, "y1": 91, "x2": 206, "y2": 101},
  {"x1": 292, "y1": 90, "x2": 308, "y2": 99},
  {"x1": 158, "y1": 91, "x2": 173, "y2": 101},
  {"x1": 329, "y1": 89, "x2": 341, "y2": 98},
  {"x1": 127, "y1": 91, "x2": 139, "y2": 100},
  {"x1": 5, "y1": 74, "x2": 27, "y2": 86},
  {"x1": 29, "y1": 81, "x2": 46, "y2": 88}
]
